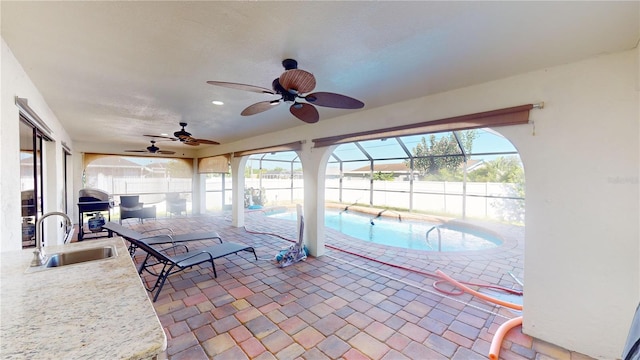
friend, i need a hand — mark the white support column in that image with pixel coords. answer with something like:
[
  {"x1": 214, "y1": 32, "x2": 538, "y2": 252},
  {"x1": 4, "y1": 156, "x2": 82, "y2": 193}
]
[
  {"x1": 230, "y1": 156, "x2": 248, "y2": 228},
  {"x1": 298, "y1": 143, "x2": 334, "y2": 257},
  {"x1": 192, "y1": 158, "x2": 202, "y2": 215}
]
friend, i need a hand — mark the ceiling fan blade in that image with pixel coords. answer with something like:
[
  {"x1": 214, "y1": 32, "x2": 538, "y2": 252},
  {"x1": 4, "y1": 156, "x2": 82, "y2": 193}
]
[
  {"x1": 183, "y1": 138, "x2": 200, "y2": 146},
  {"x1": 125, "y1": 150, "x2": 147, "y2": 153},
  {"x1": 290, "y1": 103, "x2": 319, "y2": 124},
  {"x1": 192, "y1": 138, "x2": 220, "y2": 145},
  {"x1": 279, "y1": 69, "x2": 316, "y2": 94},
  {"x1": 157, "y1": 150, "x2": 176, "y2": 155},
  {"x1": 241, "y1": 100, "x2": 280, "y2": 116},
  {"x1": 207, "y1": 81, "x2": 275, "y2": 95},
  {"x1": 143, "y1": 134, "x2": 178, "y2": 141},
  {"x1": 305, "y1": 92, "x2": 365, "y2": 109}
]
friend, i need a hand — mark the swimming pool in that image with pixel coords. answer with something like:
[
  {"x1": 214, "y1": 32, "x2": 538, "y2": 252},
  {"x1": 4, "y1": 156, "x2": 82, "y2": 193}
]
[{"x1": 266, "y1": 208, "x2": 502, "y2": 252}]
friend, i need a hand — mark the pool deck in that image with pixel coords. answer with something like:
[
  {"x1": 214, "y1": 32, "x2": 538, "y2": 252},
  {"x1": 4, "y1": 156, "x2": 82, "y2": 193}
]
[{"x1": 111, "y1": 209, "x2": 593, "y2": 360}]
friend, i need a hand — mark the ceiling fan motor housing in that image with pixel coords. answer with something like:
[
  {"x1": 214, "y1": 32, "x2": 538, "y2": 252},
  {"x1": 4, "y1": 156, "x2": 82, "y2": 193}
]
[
  {"x1": 272, "y1": 79, "x2": 297, "y2": 102},
  {"x1": 174, "y1": 122, "x2": 191, "y2": 140},
  {"x1": 147, "y1": 140, "x2": 159, "y2": 153}
]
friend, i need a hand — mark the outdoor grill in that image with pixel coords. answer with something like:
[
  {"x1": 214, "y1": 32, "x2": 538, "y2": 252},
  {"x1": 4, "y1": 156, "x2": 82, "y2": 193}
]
[{"x1": 77, "y1": 188, "x2": 113, "y2": 240}]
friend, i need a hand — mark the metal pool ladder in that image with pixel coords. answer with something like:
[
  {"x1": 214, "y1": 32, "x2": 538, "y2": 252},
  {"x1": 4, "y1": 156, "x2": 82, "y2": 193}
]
[{"x1": 426, "y1": 225, "x2": 442, "y2": 252}]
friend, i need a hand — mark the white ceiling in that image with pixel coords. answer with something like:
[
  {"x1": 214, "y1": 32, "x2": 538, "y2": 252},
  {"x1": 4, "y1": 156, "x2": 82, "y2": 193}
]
[{"x1": 2, "y1": 1, "x2": 638, "y2": 152}]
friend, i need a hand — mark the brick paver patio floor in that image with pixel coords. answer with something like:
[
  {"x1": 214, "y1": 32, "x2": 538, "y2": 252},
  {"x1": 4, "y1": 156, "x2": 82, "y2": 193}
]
[{"x1": 118, "y1": 209, "x2": 593, "y2": 360}]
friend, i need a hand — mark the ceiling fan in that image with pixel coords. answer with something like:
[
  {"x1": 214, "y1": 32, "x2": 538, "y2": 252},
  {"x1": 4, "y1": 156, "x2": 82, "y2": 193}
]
[
  {"x1": 125, "y1": 140, "x2": 175, "y2": 155},
  {"x1": 144, "y1": 122, "x2": 220, "y2": 146},
  {"x1": 207, "y1": 59, "x2": 365, "y2": 124}
]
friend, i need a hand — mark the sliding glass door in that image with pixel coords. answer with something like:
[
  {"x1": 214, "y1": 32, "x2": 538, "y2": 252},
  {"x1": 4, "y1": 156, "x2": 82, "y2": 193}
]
[{"x1": 20, "y1": 116, "x2": 48, "y2": 248}]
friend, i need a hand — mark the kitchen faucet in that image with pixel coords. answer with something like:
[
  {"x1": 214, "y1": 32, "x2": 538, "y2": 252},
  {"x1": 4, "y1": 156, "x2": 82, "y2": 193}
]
[{"x1": 31, "y1": 211, "x2": 72, "y2": 267}]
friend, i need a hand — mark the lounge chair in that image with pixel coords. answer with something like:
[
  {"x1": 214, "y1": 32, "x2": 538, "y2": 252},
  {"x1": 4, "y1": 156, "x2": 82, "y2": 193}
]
[
  {"x1": 131, "y1": 237, "x2": 257, "y2": 302},
  {"x1": 103, "y1": 222, "x2": 222, "y2": 255}
]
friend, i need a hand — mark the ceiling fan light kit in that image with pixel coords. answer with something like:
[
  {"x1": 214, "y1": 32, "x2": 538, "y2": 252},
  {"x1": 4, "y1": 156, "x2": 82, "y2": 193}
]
[{"x1": 208, "y1": 59, "x2": 364, "y2": 124}]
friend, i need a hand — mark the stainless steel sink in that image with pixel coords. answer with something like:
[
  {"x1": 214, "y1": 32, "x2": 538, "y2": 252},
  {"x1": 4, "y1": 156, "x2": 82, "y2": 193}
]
[{"x1": 45, "y1": 246, "x2": 116, "y2": 268}]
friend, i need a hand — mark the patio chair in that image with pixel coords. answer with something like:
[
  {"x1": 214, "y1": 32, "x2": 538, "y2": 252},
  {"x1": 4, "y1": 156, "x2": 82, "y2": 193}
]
[
  {"x1": 166, "y1": 192, "x2": 187, "y2": 217},
  {"x1": 103, "y1": 222, "x2": 222, "y2": 255},
  {"x1": 130, "y1": 234, "x2": 257, "y2": 302},
  {"x1": 119, "y1": 195, "x2": 156, "y2": 224}
]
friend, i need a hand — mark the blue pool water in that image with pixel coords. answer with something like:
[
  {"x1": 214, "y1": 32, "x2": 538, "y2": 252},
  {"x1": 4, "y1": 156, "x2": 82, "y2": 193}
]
[{"x1": 266, "y1": 209, "x2": 502, "y2": 252}]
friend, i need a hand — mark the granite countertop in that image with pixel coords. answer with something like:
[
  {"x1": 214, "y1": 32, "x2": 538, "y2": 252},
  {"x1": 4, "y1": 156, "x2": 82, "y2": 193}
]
[{"x1": 0, "y1": 238, "x2": 166, "y2": 359}]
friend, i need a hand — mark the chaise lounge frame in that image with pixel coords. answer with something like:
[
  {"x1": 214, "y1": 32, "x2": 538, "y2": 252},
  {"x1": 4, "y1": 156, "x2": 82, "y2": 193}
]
[
  {"x1": 132, "y1": 238, "x2": 257, "y2": 302},
  {"x1": 103, "y1": 222, "x2": 257, "y2": 301},
  {"x1": 103, "y1": 222, "x2": 222, "y2": 255}
]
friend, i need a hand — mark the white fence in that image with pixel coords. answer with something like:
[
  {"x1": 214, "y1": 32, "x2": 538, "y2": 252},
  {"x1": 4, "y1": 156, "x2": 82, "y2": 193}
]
[
  {"x1": 85, "y1": 175, "x2": 192, "y2": 204},
  {"x1": 205, "y1": 177, "x2": 524, "y2": 223},
  {"x1": 86, "y1": 175, "x2": 523, "y2": 222},
  {"x1": 326, "y1": 178, "x2": 524, "y2": 222}
]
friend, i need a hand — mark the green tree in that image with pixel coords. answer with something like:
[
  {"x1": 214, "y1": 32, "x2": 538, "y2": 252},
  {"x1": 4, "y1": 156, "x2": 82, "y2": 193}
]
[
  {"x1": 468, "y1": 156, "x2": 525, "y2": 224},
  {"x1": 244, "y1": 167, "x2": 266, "y2": 177},
  {"x1": 405, "y1": 130, "x2": 476, "y2": 178},
  {"x1": 372, "y1": 171, "x2": 395, "y2": 181},
  {"x1": 423, "y1": 167, "x2": 463, "y2": 181},
  {"x1": 467, "y1": 156, "x2": 524, "y2": 183}
]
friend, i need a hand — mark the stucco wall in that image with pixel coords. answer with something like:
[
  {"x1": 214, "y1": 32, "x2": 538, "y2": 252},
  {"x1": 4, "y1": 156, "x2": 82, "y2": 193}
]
[
  {"x1": 1, "y1": 39, "x2": 74, "y2": 252},
  {"x1": 497, "y1": 50, "x2": 639, "y2": 358}
]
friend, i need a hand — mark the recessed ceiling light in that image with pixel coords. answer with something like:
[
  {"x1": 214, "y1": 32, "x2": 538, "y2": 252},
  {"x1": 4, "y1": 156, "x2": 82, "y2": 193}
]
[{"x1": 212, "y1": 100, "x2": 224, "y2": 106}]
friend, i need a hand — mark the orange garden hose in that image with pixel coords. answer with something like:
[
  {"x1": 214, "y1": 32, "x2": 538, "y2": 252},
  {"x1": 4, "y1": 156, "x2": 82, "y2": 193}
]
[
  {"x1": 434, "y1": 270, "x2": 522, "y2": 310},
  {"x1": 489, "y1": 316, "x2": 523, "y2": 360},
  {"x1": 435, "y1": 270, "x2": 524, "y2": 360}
]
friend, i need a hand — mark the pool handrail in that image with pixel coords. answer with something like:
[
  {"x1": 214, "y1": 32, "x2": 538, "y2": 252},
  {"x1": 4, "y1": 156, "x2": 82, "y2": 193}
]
[{"x1": 426, "y1": 225, "x2": 442, "y2": 252}]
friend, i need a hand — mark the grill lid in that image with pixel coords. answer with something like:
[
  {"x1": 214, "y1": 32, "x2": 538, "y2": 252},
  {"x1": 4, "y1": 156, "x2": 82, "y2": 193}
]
[{"x1": 78, "y1": 188, "x2": 111, "y2": 202}]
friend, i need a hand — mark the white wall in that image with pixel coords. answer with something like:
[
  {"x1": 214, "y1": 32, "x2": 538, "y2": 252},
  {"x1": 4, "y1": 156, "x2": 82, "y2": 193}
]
[
  {"x1": 497, "y1": 51, "x2": 638, "y2": 358},
  {"x1": 1, "y1": 32, "x2": 637, "y2": 358},
  {"x1": 1, "y1": 39, "x2": 74, "y2": 252}
]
